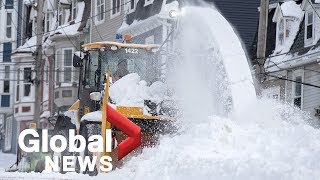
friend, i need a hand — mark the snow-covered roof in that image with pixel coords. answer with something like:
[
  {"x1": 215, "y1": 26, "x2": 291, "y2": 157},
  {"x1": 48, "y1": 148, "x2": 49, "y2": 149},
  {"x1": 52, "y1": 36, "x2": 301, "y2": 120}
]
[
  {"x1": 15, "y1": 36, "x2": 37, "y2": 53},
  {"x1": 50, "y1": 1, "x2": 85, "y2": 37},
  {"x1": 118, "y1": 1, "x2": 179, "y2": 37},
  {"x1": 280, "y1": 1, "x2": 303, "y2": 18}
]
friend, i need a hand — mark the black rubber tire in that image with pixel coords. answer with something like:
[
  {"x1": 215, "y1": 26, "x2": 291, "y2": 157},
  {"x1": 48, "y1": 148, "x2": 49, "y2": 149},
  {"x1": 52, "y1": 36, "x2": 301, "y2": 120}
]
[{"x1": 35, "y1": 160, "x2": 45, "y2": 173}]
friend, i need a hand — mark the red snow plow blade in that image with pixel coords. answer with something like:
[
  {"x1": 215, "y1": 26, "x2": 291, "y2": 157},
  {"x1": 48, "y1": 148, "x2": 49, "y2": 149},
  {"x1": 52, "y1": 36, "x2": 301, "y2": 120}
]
[{"x1": 106, "y1": 104, "x2": 142, "y2": 160}]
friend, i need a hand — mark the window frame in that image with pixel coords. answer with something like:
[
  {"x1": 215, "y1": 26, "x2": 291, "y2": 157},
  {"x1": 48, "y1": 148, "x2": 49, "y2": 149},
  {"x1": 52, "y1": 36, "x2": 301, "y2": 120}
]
[
  {"x1": 277, "y1": 18, "x2": 285, "y2": 46},
  {"x1": 23, "y1": 67, "x2": 32, "y2": 98},
  {"x1": 45, "y1": 11, "x2": 53, "y2": 33},
  {"x1": 71, "y1": 0, "x2": 78, "y2": 21},
  {"x1": 63, "y1": 48, "x2": 74, "y2": 83},
  {"x1": 6, "y1": 12, "x2": 12, "y2": 39},
  {"x1": 111, "y1": 0, "x2": 121, "y2": 19},
  {"x1": 3, "y1": 81, "x2": 10, "y2": 93},
  {"x1": 4, "y1": 66, "x2": 10, "y2": 79},
  {"x1": 1, "y1": 95, "x2": 10, "y2": 107},
  {"x1": 58, "y1": 5, "x2": 64, "y2": 26},
  {"x1": 55, "y1": 48, "x2": 74, "y2": 85},
  {"x1": 126, "y1": 0, "x2": 136, "y2": 14},
  {"x1": 5, "y1": 0, "x2": 13, "y2": 9},
  {"x1": 96, "y1": 0, "x2": 105, "y2": 23},
  {"x1": 305, "y1": 11, "x2": 314, "y2": 47},
  {"x1": 292, "y1": 69, "x2": 304, "y2": 109}
]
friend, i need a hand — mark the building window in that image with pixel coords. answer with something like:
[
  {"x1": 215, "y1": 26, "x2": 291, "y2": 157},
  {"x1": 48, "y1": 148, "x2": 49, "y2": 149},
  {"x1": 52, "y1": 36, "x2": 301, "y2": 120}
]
[
  {"x1": 55, "y1": 50, "x2": 61, "y2": 85},
  {"x1": 56, "y1": 49, "x2": 73, "y2": 84},
  {"x1": 45, "y1": 12, "x2": 52, "y2": 32},
  {"x1": 16, "y1": 85, "x2": 19, "y2": 101},
  {"x1": 306, "y1": 11, "x2": 314, "y2": 42},
  {"x1": 1, "y1": 95, "x2": 10, "y2": 107},
  {"x1": 5, "y1": 0, "x2": 13, "y2": 9},
  {"x1": 55, "y1": 91, "x2": 59, "y2": 99},
  {"x1": 6, "y1": 12, "x2": 12, "y2": 38},
  {"x1": 3, "y1": 42, "x2": 12, "y2": 62},
  {"x1": 111, "y1": 0, "x2": 121, "y2": 17},
  {"x1": 63, "y1": 49, "x2": 73, "y2": 83},
  {"x1": 126, "y1": 0, "x2": 136, "y2": 13},
  {"x1": 144, "y1": 0, "x2": 154, "y2": 7},
  {"x1": 4, "y1": 66, "x2": 10, "y2": 79},
  {"x1": 96, "y1": 0, "x2": 105, "y2": 22},
  {"x1": 278, "y1": 19, "x2": 284, "y2": 45},
  {"x1": 72, "y1": 0, "x2": 78, "y2": 21},
  {"x1": 277, "y1": 18, "x2": 294, "y2": 46},
  {"x1": 22, "y1": 106, "x2": 31, "y2": 112},
  {"x1": 3, "y1": 81, "x2": 10, "y2": 93},
  {"x1": 24, "y1": 67, "x2": 32, "y2": 97},
  {"x1": 62, "y1": 90, "x2": 72, "y2": 97},
  {"x1": 293, "y1": 71, "x2": 303, "y2": 109},
  {"x1": 58, "y1": 6, "x2": 64, "y2": 26}
]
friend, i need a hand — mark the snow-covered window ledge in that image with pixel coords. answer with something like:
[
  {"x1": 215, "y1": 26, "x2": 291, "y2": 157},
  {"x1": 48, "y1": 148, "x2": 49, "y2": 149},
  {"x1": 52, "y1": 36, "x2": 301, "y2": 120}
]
[
  {"x1": 304, "y1": 11, "x2": 314, "y2": 47},
  {"x1": 144, "y1": 0, "x2": 154, "y2": 7}
]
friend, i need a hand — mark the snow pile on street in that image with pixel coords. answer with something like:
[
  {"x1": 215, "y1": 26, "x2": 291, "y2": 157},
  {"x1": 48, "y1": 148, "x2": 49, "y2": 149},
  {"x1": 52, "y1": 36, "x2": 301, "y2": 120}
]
[
  {"x1": 109, "y1": 73, "x2": 168, "y2": 107},
  {"x1": 101, "y1": 6, "x2": 320, "y2": 180},
  {"x1": 64, "y1": 110, "x2": 80, "y2": 128},
  {"x1": 0, "y1": 152, "x2": 16, "y2": 172},
  {"x1": 81, "y1": 111, "x2": 102, "y2": 122},
  {"x1": 101, "y1": 99, "x2": 320, "y2": 180}
]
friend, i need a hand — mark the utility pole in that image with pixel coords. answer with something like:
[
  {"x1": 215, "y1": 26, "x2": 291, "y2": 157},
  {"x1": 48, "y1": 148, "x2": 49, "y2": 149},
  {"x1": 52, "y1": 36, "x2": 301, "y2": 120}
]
[
  {"x1": 34, "y1": 0, "x2": 44, "y2": 128},
  {"x1": 256, "y1": 0, "x2": 269, "y2": 93}
]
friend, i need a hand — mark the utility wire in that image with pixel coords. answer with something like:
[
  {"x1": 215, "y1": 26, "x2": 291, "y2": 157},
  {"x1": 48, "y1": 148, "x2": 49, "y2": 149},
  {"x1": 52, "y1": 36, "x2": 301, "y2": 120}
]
[
  {"x1": 0, "y1": 0, "x2": 131, "y2": 53},
  {"x1": 264, "y1": 73, "x2": 320, "y2": 89}
]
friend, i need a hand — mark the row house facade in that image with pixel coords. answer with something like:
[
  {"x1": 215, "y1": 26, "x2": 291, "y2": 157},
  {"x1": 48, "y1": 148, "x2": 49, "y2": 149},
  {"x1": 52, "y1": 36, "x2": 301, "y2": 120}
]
[
  {"x1": 0, "y1": 0, "x2": 19, "y2": 153},
  {"x1": 9, "y1": 0, "x2": 90, "y2": 141},
  {"x1": 257, "y1": 0, "x2": 320, "y2": 124}
]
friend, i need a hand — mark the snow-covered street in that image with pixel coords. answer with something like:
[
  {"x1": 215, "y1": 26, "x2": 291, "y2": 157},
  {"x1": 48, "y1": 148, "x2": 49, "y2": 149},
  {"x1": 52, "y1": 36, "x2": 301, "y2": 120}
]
[
  {"x1": 0, "y1": 152, "x2": 16, "y2": 172},
  {"x1": 2, "y1": 0, "x2": 320, "y2": 179}
]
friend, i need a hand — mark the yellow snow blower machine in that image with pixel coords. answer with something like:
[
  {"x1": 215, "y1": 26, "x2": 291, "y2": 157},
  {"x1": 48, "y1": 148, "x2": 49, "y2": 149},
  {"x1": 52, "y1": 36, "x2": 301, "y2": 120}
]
[{"x1": 48, "y1": 39, "x2": 177, "y2": 175}]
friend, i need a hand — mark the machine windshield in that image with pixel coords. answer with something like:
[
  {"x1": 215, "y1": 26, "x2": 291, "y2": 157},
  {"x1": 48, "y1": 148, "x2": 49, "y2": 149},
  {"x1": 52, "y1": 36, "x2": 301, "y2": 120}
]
[{"x1": 85, "y1": 46, "x2": 158, "y2": 88}]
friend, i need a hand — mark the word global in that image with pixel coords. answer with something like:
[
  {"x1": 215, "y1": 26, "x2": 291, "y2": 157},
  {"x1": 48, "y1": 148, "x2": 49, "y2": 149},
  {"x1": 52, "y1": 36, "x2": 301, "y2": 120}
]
[{"x1": 18, "y1": 129, "x2": 113, "y2": 172}]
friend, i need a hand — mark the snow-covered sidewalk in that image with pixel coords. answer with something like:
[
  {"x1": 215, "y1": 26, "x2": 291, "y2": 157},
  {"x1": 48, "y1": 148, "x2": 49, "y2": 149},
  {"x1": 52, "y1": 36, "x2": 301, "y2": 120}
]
[{"x1": 0, "y1": 152, "x2": 16, "y2": 172}]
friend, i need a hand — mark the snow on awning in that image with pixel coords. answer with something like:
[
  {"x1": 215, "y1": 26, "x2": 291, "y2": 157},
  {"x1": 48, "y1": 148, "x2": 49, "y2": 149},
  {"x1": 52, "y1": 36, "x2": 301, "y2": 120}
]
[{"x1": 15, "y1": 36, "x2": 37, "y2": 53}]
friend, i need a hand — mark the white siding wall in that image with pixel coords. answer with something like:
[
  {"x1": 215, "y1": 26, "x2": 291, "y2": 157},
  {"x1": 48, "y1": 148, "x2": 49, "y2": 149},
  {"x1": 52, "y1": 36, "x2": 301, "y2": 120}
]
[{"x1": 91, "y1": 0, "x2": 124, "y2": 42}]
